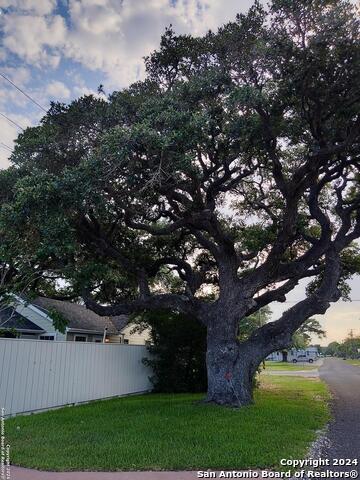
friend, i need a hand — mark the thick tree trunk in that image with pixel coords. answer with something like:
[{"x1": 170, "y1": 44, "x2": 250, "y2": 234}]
[{"x1": 205, "y1": 316, "x2": 263, "y2": 407}]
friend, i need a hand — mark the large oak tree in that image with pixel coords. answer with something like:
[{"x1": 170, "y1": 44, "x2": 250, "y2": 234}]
[{"x1": 1, "y1": 0, "x2": 360, "y2": 406}]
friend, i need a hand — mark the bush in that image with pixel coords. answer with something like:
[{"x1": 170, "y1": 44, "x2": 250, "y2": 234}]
[
  {"x1": 0, "y1": 327, "x2": 18, "y2": 338},
  {"x1": 138, "y1": 310, "x2": 207, "y2": 393}
]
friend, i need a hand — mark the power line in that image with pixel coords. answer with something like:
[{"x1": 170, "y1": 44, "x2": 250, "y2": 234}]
[
  {"x1": 0, "y1": 72, "x2": 47, "y2": 113},
  {"x1": 0, "y1": 146, "x2": 11, "y2": 152},
  {"x1": 0, "y1": 111, "x2": 25, "y2": 131},
  {"x1": 0, "y1": 141, "x2": 12, "y2": 152}
]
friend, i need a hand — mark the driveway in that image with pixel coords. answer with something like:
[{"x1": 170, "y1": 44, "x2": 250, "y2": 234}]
[{"x1": 319, "y1": 358, "x2": 360, "y2": 468}]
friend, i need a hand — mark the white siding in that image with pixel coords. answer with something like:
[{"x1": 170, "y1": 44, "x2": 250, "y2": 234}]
[
  {"x1": 121, "y1": 324, "x2": 151, "y2": 345},
  {"x1": 0, "y1": 338, "x2": 152, "y2": 417},
  {"x1": 14, "y1": 303, "x2": 56, "y2": 333},
  {"x1": 12, "y1": 299, "x2": 67, "y2": 340}
]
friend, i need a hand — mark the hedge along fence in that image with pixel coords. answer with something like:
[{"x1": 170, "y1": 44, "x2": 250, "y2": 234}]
[{"x1": 0, "y1": 338, "x2": 152, "y2": 416}]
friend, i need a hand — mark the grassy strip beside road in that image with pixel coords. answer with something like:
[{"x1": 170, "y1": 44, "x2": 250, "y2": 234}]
[
  {"x1": 6, "y1": 376, "x2": 330, "y2": 472},
  {"x1": 344, "y1": 359, "x2": 360, "y2": 366},
  {"x1": 264, "y1": 361, "x2": 317, "y2": 371}
]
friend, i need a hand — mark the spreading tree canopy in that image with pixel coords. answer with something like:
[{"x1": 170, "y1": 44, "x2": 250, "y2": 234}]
[{"x1": 1, "y1": 0, "x2": 360, "y2": 406}]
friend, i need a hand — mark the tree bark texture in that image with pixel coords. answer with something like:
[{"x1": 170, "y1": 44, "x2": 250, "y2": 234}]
[{"x1": 205, "y1": 316, "x2": 262, "y2": 407}]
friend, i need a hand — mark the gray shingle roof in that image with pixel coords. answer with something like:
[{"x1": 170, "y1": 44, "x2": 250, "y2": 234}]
[
  {"x1": 33, "y1": 297, "x2": 124, "y2": 335},
  {"x1": 110, "y1": 315, "x2": 131, "y2": 331}
]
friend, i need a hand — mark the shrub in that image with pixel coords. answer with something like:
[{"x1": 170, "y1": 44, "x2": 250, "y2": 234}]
[{"x1": 138, "y1": 310, "x2": 207, "y2": 393}]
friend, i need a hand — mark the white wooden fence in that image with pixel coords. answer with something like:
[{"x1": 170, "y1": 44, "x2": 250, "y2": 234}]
[{"x1": 0, "y1": 338, "x2": 152, "y2": 416}]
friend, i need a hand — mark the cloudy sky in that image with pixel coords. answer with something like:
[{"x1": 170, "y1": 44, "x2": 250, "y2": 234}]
[
  {"x1": 0, "y1": 0, "x2": 255, "y2": 167},
  {"x1": 0, "y1": 0, "x2": 359, "y2": 344}
]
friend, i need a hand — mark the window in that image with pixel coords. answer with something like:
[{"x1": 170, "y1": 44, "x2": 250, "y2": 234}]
[
  {"x1": 123, "y1": 339, "x2": 129, "y2": 344},
  {"x1": 94, "y1": 339, "x2": 102, "y2": 343},
  {"x1": 74, "y1": 335, "x2": 87, "y2": 342},
  {"x1": 39, "y1": 335, "x2": 55, "y2": 341}
]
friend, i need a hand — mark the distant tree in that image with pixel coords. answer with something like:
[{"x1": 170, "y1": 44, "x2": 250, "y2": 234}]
[
  {"x1": 325, "y1": 341, "x2": 341, "y2": 357},
  {"x1": 1, "y1": 0, "x2": 360, "y2": 407},
  {"x1": 291, "y1": 318, "x2": 326, "y2": 349},
  {"x1": 313, "y1": 344, "x2": 326, "y2": 355},
  {"x1": 238, "y1": 306, "x2": 272, "y2": 342},
  {"x1": 339, "y1": 331, "x2": 360, "y2": 358}
]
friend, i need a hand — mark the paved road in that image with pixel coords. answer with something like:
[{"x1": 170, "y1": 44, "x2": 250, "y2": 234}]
[{"x1": 319, "y1": 358, "x2": 360, "y2": 468}]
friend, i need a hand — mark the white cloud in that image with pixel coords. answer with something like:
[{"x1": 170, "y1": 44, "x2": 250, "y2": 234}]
[
  {"x1": 2, "y1": 14, "x2": 66, "y2": 67},
  {"x1": 0, "y1": 112, "x2": 34, "y2": 168},
  {"x1": 0, "y1": 67, "x2": 32, "y2": 108},
  {"x1": 0, "y1": 50, "x2": 7, "y2": 62},
  {"x1": 0, "y1": 0, "x2": 254, "y2": 86},
  {"x1": 1, "y1": 66, "x2": 31, "y2": 86},
  {"x1": 63, "y1": 0, "x2": 254, "y2": 86},
  {"x1": 0, "y1": 86, "x2": 27, "y2": 109},
  {"x1": 69, "y1": 0, "x2": 122, "y2": 35},
  {"x1": 0, "y1": 0, "x2": 56, "y2": 15},
  {"x1": 46, "y1": 80, "x2": 71, "y2": 99}
]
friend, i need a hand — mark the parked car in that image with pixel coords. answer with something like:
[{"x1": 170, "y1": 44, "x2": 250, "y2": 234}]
[{"x1": 292, "y1": 354, "x2": 315, "y2": 363}]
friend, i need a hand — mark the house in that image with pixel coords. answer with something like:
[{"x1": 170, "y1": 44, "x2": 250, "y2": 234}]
[
  {"x1": 267, "y1": 346, "x2": 319, "y2": 362},
  {"x1": 0, "y1": 295, "x2": 150, "y2": 345},
  {"x1": 0, "y1": 305, "x2": 47, "y2": 338}
]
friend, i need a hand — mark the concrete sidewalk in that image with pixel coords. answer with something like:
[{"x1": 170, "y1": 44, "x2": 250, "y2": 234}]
[
  {"x1": 10, "y1": 466, "x2": 204, "y2": 480},
  {"x1": 9, "y1": 466, "x2": 265, "y2": 480}
]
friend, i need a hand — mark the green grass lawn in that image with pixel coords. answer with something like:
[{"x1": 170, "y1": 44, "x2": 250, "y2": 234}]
[
  {"x1": 6, "y1": 376, "x2": 330, "y2": 472},
  {"x1": 264, "y1": 361, "x2": 317, "y2": 371},
  {"x1": 345, "y1": 359, "x2": 360, "y2": 366}
]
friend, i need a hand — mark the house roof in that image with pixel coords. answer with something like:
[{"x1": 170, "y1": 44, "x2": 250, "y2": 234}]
[
  {"x1": 32, "y1": 297, "x2": 124, "y2": 335},
  {"x1": 0, "y1": 306, "x2": 45, "y2": 332},
  {"x1": 110, "y1": 315, "x2": 131, "y2": 332}
]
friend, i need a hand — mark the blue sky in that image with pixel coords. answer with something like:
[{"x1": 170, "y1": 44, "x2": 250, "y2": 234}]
[{"x1": 0, "y1": 0, "x2": 359, "y2": 344}]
